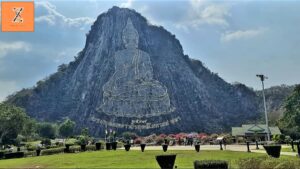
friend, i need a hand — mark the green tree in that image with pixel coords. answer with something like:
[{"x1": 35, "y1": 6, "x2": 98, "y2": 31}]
[
  {"x1": 279, "y1": 85, "x2": 300, "y2": 139},
  {"x1": 37, "y1": 122, "x2": 57, "y2": 139},
  {"x1": 59, "y1": 118, "x2": 75, "y2": 138},
  {"x1": 122, "y1": 132, "x2": 138, "y2": 140},
  {"x1": 0, "y1": 103, "x2": 28, "y2": 146},
  {"x1": 81, "y1": 128, "x2": 89, "y2": 136},
  {"x1": 22, "y1": 118, "x2": 37, "y2": 141}
]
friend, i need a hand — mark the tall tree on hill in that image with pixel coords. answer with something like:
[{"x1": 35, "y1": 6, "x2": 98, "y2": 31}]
[{"x1": 279, "y1": 85, "x2": 300, "y2": 139}]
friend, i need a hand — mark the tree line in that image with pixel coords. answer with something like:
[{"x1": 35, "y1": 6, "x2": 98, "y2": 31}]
[{"x1": 0, "y1": 103, "x2": 76, "y2": 146}]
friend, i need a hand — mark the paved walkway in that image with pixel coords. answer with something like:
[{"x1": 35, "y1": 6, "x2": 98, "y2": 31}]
[{"x1": 124, "y1": 144, "x2": 298, "y2": 157}]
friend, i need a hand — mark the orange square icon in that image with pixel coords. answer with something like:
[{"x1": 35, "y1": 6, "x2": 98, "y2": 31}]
[{"x1": 1, "y1": 1, "x2": 34, "y2": 32}]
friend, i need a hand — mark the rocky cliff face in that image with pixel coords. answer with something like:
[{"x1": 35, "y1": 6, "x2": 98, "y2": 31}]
[{"x1": 6, "y1": 7, "x2": 260, "y2": 135}]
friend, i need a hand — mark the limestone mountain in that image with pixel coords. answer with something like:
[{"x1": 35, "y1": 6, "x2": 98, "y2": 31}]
[
  {"x1": 6, "y1": 7, "x2": 260, "y2": 136},
  {"x1": 256, "y1": 85, "x2": 296, "y2": 125}
]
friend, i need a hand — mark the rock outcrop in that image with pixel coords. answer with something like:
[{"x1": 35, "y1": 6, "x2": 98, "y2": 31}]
[{"x1": 6, "y1": 7, "x2": 260, "y2": 135}]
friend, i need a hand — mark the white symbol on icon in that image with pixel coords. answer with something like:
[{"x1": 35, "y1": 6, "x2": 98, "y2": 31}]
[{"x1": 12, "y1": 7, "x2": 24, "y2": 23}]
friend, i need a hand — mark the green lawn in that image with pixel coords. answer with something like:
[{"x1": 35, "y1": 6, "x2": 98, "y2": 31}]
[{"x1": 0, "y1": 150, "x2": 297, "y2": 168}]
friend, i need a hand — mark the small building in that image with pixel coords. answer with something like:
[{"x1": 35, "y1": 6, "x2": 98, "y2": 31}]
[{"x1": 232, "y1": 124, "x2": 281, "y2": 141}]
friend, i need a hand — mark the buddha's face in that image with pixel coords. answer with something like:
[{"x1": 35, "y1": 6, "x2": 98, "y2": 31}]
[
  {"x1": 123, "y1": 34, "x2": 138, "y2": 49},
  {"x1": 122, "y1": 18, "x2": 139, "y2": 49}
]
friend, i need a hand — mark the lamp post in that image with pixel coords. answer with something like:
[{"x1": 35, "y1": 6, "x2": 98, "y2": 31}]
[{"x1": 256, "y1": 74, "x2": 270, "y2": 141}]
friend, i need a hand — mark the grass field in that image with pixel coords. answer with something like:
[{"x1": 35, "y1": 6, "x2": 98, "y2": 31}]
[{"x1": 0, "y1": 150, "x2": 298, "y2": 169}]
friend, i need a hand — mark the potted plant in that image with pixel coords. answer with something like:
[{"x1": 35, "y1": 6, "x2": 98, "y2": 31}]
[
  {"x1": 78, "y1": 136, "x2": 88, "y2": 151},
  {"x1": 64, "y1": 143, "x2": 73, "y2": 153},
  {"x1": 95, "y1": 142, "x2": 102, "y2": 150},
  {"x1": 124, "y1": 144, "x2": 131, "y2": 151},
  {"x1": 263, "y1": 143, "x2": 281, "y2": 158},
  {"x1": 140, "y1": 143, "x2": 146, "y2": 152},
  {"x1": 155, "y1": 154, "x2": 176, "y2": 169}
]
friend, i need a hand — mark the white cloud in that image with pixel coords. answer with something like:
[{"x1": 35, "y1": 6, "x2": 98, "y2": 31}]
[
  {"x1": 175, "y1": 0, "x2": 230, "y2": 31},
  {"x1": 35, "y1": 1, "x2": 94, "y2": 27},
  {"x1": 0, "y1": 41, "x2": 31, "y2": 58},
  {"x1": 120, "y1": 0, "x2": 134, "y2": 8},
  {"x1": 0, "y1": 81, "x2": 19, "y2": 102},
  {"x1": 221, "y1": 28, "x2": 268, "y2": 42}
]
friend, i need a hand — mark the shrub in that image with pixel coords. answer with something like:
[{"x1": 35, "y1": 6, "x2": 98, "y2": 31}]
[
  {"x1": 194, "y1": 160, "x2": 228, "y2": 169},
  {"x1": 55, "y1": 141, "x2": 64, "y2": 147},
  {"x1": 69, "y1": 146, "x2": 80, "y2": 153},
  {"x1": 144, "y1": 134, "x2": 156, "y2": 144},
  {"x1": 237, "y1": 157, "x2": 297, "y2": 169},
  {"x1": 134, "y1": 138, "x2": 142, "y2": 144},
  {"x1": 41, "y1": 138, "x2": 52, "y2": 146},
  {"x1": 41, "y1": 147, "x2": 64, "y2": 156},
  {"x1": 76, "y1": 135, "x2": 89, "y2": 145},
  {"x1": 260, "y1": 159, "x2": 281, "y2": 169},
  {"x1": 274, "y1": 161, "x2": 295, "y2": 169},
  {"x1": 86, "y1": 145, "x2": 96, "y2": 151},
  {"x1": 272, "y1": 134, "x2": 285, "y2": 144},
  {"x1": 25, "y1": 143, "x2": 37, "y2": 151},
  {"x1": 159, "y1": 134, "x2": 167, "y2": 138},
  {"x1": 122, "y1": 132, "x2": 138, "y2": 140},
  {"x1": 155, "y1": 136, "x2": 164, "y2": 145},
  {"x1": 24, "y1": 151, "x2": 35, "y2": 157},
  {"x1": 168, "y1": 134, "x2": 175, "y2": 138},
  {"x1": 237, "y1": 157, "x2": 265, "y2": 169}
]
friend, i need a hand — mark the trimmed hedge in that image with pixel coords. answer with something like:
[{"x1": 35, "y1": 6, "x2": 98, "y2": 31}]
[
  {"x1": 86, "y1": 145, "x2": 96, "y2": 151},
  {"x1": 41, "y1": 148, "x2": 65, "y2": 156},
  {"x1": 24, "y1": 151, "x2": 35, "y2": 157},
  {"x1": 237, "y1": 157, "x2": 299, "y2": 169},
  {"x1": 194, "y1": 160, "x2": 228, "y2": 169},
  {"x1": 0, "y1": 152, "x2": 4, "y2": 159},
  {"x1": 4, "y1": 152, "x2": 25, "y2": 159}
]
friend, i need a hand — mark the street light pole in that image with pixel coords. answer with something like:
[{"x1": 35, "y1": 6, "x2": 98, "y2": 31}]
[{"x1": 256, "y1": 74, "x2": 271, "y2": 141}]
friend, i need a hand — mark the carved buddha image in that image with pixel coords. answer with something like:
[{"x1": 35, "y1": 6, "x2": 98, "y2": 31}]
[{"x1": 99, "y1": 18, "x2": 173, "y2": 118}]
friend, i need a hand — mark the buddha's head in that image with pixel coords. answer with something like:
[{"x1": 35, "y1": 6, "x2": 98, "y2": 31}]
[{"x1": 122, "y1": 18, "x2": 139, "y2": 49}]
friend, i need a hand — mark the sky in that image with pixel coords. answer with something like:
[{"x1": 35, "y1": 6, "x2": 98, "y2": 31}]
[{"x1": 0, "y1": 0, "x2": 299, "y2": 102}]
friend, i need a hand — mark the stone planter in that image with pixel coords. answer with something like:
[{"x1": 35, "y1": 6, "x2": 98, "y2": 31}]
[
  {"x1": 64, "y1": 144, "x2": 72, "y2": 153},
  {"x1": 162, "y1": 144, "x2": 168, "y2": 152},
  {"x1": 96, "y1": 142, "x2": 101, "y2": 150},
  {"x1": 156, "y1": 154, "x2": 176, "y2": 169},
  {"x1": 80, "y1": 144, "x2": 86, "y2": 151},
  {"x1": 263, "y1": 145, "x2": 281, "y2": 158},
  {"x1": 106, "y1": 142, "x2": 112, "y2": 150},
  {"x1": 112, "y1": 142, "x2": 117, "y2": 150},
  {"x1": 36, "y1": 149, "x2": 41, "y2": 156},
  {"x1": 0, "y1": 152, "x2": 5, "y2": 159},
  {"x1": 140, "y1": 144, "x2": 146, "y2": 152},
  {"x1": 195, "y1": 144, "x2": 200, "y2": 152},
  {"x1": 124, "y1": 144, "x2": 131, "y2": 151}
]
